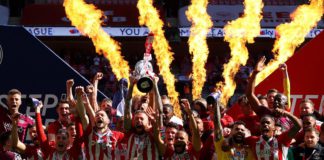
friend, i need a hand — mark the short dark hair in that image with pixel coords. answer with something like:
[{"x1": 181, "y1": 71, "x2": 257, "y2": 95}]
[
  {"x1": 304, "y1": 127, "x2": 319, "y2": 136},
  {"x1": 165, "y1": 122, "x2": 179, "y2": 130},
  {"x1": 267, "y1": 89, "x2": 278, "y2": 95},
  {"x1": 233, "y1": 120, "x2": 246, "y2": 126},
  {"x1": 56, "y1": 128, "x2": 69, "y2": 137},
  {"x1": 228, "y1": 121, "x2": 246, "y2": 129},
  {"x1": 67, "y1": 122, "x2": 75, "y2": 128},
  {"x1": 56, "y1": 100, "x2": 69, "y2": 109},
  {"x1": 261, "y1": 115, "x2": 275, "y2": 123},
  {"x1": 8, "y1": 89, "x2": 21, "y2": 96}
]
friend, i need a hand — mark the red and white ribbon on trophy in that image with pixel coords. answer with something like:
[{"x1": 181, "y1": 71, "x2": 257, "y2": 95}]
[
  {"x1": 144, "y1": 33, "x2": 154, "y2": 61},
  {"x1": 143, "y1": 33, "x2": 155, "y2": 78}
]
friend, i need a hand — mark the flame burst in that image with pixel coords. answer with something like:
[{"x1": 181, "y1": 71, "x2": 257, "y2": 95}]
[
  {"x1": 186, "y1": 0, "x2": 213, "y2": 100},
  {"x1": 64, "y1": 0, "x2": 129, "y2": 81},
  {"x1": 137, "y1": 0, "x2": 181, "y2": 117},
  {"x1": 255, "y1": 0, "x2": 324, "y2": 85},
  {"x1": 218, "y1": 0, "x2": 263, "y2": 105}
]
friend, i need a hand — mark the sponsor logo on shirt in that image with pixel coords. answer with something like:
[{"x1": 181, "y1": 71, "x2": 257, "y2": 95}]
[{"x1": 3, "y1": 122, "x2": 12, "y2": 132}]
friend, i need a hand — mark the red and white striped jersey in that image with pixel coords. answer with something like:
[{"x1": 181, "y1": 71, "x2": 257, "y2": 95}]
[
  {"x1": 36, "y1": 113, "x2": 84, "y2": 160},
  {"x1": 83, "y1": 125, "x2": 124, "y2": 160},
  {"x1": 246, "y1": 131, "x2": 292, "y2": 160},
  {"x1": 116, "y1": 131, "x2": 159, "y2": 160}
]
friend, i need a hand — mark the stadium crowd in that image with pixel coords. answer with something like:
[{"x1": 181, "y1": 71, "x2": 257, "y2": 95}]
[{"x1": 1, "y1": 56, "x2": 324, "y2": 160}]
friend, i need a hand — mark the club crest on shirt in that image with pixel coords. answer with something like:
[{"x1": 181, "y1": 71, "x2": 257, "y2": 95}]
[{"x1": 91, "y1": 139, "x2": 112, "y2": 148}]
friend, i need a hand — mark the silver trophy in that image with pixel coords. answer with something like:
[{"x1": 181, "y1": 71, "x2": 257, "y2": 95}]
[{"x1": 134, "y1": 60, "x2": 155, "y2": 93}]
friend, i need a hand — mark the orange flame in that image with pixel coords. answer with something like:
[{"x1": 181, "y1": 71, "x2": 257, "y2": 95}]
[
  {"x1": 255, "y1": 0, "x2": 324, "y2": 85},
  {"x1": 137, "y1": 0, "x2": 181, "y2": 117},
  {"x1": 218, "y1": 0, "x2": 263, "y2": 105},
  {"x1": 63, "y1": 0, "x2": 130, "y2": 81},
  {"x1": 186, "y1": 0, "x2": 213, "y2": 100}
]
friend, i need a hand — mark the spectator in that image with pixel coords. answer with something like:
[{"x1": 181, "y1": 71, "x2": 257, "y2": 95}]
[
  {"x1": 294, "y1": 114, "x2": 321, "y2": 146},
  {"x1": 75, "y1": 86, "x2": 124, "y2": 159},
  {"x1": 292, "y1": 128, "x2": 324, "y2": 160},
  {"x1": 162, "y1": 104, "x2": 183, "y2": 127},
  {"x1": 214, "y1": 100, "x2": 254, "y2": 160},
  {"x1": 0, "y1": 89, "x2": 34, "y2": 143},
  {"x1": 11, "y1": 113, "x2": 43, "y2": 160},
  {"x1": 246, "y1": 56, "x2": 293, "y2": 132},
  {"x1": 163, "y1": 122, "x2": 179, "y2": 147},
  {"x1": 245, "y1": 56, "x2": 302, "y2": 159},
  {"x1": 121, "y1": 75, "x2": 159, "y2": 160},
  {"x1": 47, "y1": 100, "x2": 71, "y2": 146},
  {"x1": 299, "y1": 99, "x2": 324, "y2": 122},
  {"x1": 35, "y1": 101, "x2": 83, "y2": 160},
  {"x1": 266, "y1": 88, "x2": 278, "y2": 110},
  {"x1": 155, "y1": 99, "x2": 201, "y2": 159},
  {"x1": 245, "y1": 112, "x2": 301, "y2": 160}
]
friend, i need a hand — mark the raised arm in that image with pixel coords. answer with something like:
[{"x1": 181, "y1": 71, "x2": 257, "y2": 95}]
[
  {"x1": 83, "y1": 90, "x2": 96, "y2": 127},
  {"x1": 35, "y1": 102, "x2": 51, "y2": 155},
  {"x1": 280, "y1": 63, "x2": 291, "y2": 111},
  {"x1": 213, "y1": 101, "x2": 223, "y2": 142},
  {"x1": 69, "y1": 118, "x2": 84, "y2": 159},
  {"x1": 75, "y1": 86, "x2": 90, "y2": 130},
  {"x1": 274, "y1": 108, "x2": 302, "y2": 138},
  {"x1": 146, "y1": 107, "x2": 166, "y2": 155},
  {"x1": 181, "y1": 99, "x2": 201, "y2": 152},
  {"x1": 90, "y1": 72, "x2": 103, "y2": 112},
  {"x1": 11, "y1": 113, "x2": 26, "y2": 153},
  {"x1": 153, "y1": 76, "x2": 163, "y2": 128},
  {"x1": 124, "y1": 76, "x2": 136, "y2": 132},
  {"x1": 66, "y1": 79, "x2": 75, "y2": 103},
  {"x1": 246, "y1": 56, "x2": 266, "y2": 112}
]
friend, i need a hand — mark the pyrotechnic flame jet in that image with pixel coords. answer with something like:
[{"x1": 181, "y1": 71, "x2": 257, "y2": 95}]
[
  {"x1": 137, "y1": 0, "x2": 181, "y2": 117},
  {"x1": 255, "y1": 0, "x2": 324, "y2": 86},
  {"x1": 186, "y1": 0, "x2": 213, "y2": 100},
  {"x1": 63, "y1": 0, "x2": 130, "y2": 82},
  {"x1": 217, "y1": 0, "x2": 263, "y2": 106}
]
